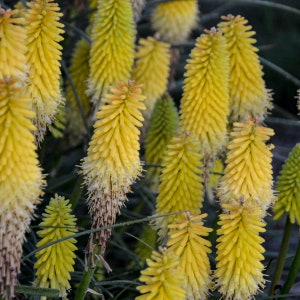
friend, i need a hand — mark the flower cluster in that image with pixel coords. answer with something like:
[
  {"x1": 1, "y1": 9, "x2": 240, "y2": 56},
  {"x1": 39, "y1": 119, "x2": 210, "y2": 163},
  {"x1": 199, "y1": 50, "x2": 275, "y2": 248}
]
[
  {"x1": 151, "y1": 0, "x2": 199, "y2": 43},
  {"x1": 25, "y1": 0, "x2": 64, "y2": 142},
  {"x1": 82, "y1": 81, "x2": 145, "y2": 253},
  {"x1": 180, "y1": 28, "x2": 230, "y2": 159},
  {"x1": 273, "y1": 144, "x2": 300, "y2": 224},
  {"x1": 34, "y1": 195, "x2": 77, "y2": 298},
  {"x1": 88, "y1": 0, "x2": 136, "y2": 107}
]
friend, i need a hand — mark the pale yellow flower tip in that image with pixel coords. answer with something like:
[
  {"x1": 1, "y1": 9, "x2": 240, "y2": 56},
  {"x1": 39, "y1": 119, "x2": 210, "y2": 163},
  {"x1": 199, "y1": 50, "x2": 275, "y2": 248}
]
[
  {"x1": 0, "y1": 77, "x2": 44, "y2": 299},
  {"x1": 154, "y1": 131, "x2": 204, "y2": 240},
  {"x1": 136, "y1": 247, "x2": 186, "y2": 300},
  {"x1": 273, "y1": 144, "x2": 300, "y2": 224},
  {"x1": 180, "y1": 28, "x2": 230, "y2": 158},
  {"x1": 34, "y1": 194, "x2": 78, "y2": 298},
  {"x1": 218, "y1": 117, "x2": 275, "y2": 210},
  {"x1": 132, "y1": 36, "x2": 171, "y2": 121},
  {"x1": 88, "y1": 0, "x2": 136, "y2": 107},
  {"x1": 151, "y1": 0, "x2": 199, "y2": 43},
  {"x1": 167, "y1": 214, "x2": 212, "y2": 299},
  {"x1": 25, "y1": 0, "x2": 65, "y2": 143},
  {"x1": 218, "y1": 14, "x2": 272, "y2": 122},
  {"x1": 82, "y1": 80, "x2": 145, "y2": 253},
  {"x1": 215, "y1": 201, "x2": 266, "y2": 300},
  {"x1": 0, "y1": 6, "x2": 27, "y2": 79}
]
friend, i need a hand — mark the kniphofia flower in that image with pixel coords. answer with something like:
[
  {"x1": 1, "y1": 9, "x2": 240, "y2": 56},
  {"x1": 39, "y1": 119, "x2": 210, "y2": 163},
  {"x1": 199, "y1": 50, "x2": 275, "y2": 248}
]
[
  {"x1": 0, "y1": 6, "x2": 27, "y2": 79},
  {"x1": 218, "y1": 118, "x2": 275, "y2": 210},
  {"x1": 34, "y1": 195, "x2": 77, "y2": 298},
  {"x1": 82, "y1": 81, "x2": 145, "y2": 254},
  {"x1": 25, "y1": 0, "x2": 64, "y2": 142},
  {"x1": 167, "y1": 214, "x2": 212, "y2": 299},
  {"x1": 132, "y1": 36, "x2": 171, "y2": 121},
  {"x1": 218, "y1": 15, "x2": 272, "y2": 122},
  {"x1": 273, "y1": 144, "x2": 300, "y2": 224},
  {"x1": 154, "y1": 131, "x2": 204, "y2": 240},
  {"x1": 0, "y1": 77, "x2": 44, "y2": 299},
  {"x1": 136, "y1": 247, "x2": 186, "y2": 300},
  {"x1": 145, "y1": 94, "x2": 179, "y2": 189},
  {"x1": 151, "y1": 0, "x2": 199, "y2": 43},
  {"x1": 215, "y1": 201, "x2": 266, "y2": 300},
  {"x1": 88, "y1": 0, "x2": 136, "y2": 107},
  {"x1": 179, "y1": 28, "x2": 230, "y2": 158}
]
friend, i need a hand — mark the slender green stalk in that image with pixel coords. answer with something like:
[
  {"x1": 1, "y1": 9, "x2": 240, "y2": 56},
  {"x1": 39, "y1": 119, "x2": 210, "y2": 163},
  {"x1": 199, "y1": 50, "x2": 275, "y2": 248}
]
[
  {"x1": 70, "y1": 174, "x2": 84, "y2": 209},
  {"x1": 15, "y1": 285, "x2": 60, "y2": 298},
  {"x1": 74, "y1": 259, "x2": 95, "y2": 300},
  {"x1": 260, "y1": 57, "x2": 300, "y2": 87},
  {"x1": 269, "y1": 217, "x2": 293, "y2": 296},
  {"x1": 281, "y1": 237, "x2": 300, "y2": 297}
]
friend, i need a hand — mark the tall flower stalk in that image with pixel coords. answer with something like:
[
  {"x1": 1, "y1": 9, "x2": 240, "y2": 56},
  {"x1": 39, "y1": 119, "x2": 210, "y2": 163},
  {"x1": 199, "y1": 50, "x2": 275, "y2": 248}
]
[
  {"x1": 167, "y1": 214, "x2": 212, "y2": 299},
  {"x1": 218, "y1": 14, "x2": 272, "y2": 122},
  {"x1": 34, "y1": 195, "x2": 78, "y2": 299},
  {"x1": 136, "y1": 247, "x2": 186, "y2": 300},
  {"x1": 154, "y1": 131, "x2": 204, "y2": 240},
  {"x1": 25, "y1": 0, "x2": 64, "y2": 142},
  {"x1": 88, "y1": 0, "x2": 136, "y2": 108},
  {"x1": 273, "y1": 144, "x2": 300, "y2": 224},
  {"x1": 179, "y1": 28, "x2": 230, "y2": 159},
  {"x1": 82, "y1": 81, "x2": 145, "y2": 254},
  {"x1": 218, "y1": 118, "x2": 275, "y2": 210},
  {"x1": 215, "y1": 201, "x2": 266, "y2": 300},
  {"x1": 0, "y1": 77, "x2": 44, "y2": 299}
]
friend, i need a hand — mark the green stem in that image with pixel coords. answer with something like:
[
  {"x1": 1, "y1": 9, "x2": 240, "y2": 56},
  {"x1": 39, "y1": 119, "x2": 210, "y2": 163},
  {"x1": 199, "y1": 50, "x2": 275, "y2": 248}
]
[
  {"x1": 74, "y1": 259, "x2": 95, "y2": 300},
  {"x1": 281, "y1": 234, "x2": 300, "y2": 297},
  {"x1": 269, "y1": 217, "x2": 293, "y2": 296}
]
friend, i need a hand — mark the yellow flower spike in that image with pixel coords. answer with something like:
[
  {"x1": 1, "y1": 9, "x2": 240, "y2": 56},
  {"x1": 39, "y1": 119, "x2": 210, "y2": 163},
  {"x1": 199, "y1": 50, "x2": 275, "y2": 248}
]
[
  {"x1": 215, "y1": 201, "x2": 266, "y2": 300},
  {"x1": 136, "y1": 247, "x2": 186, "y2": 300},
  {"x1": 131, "y1": 0, "x2": 146, "y2": 23},
  {"x1": 82, "y1": 81, "x2": 145, "y2": 254},
  {"x1": 218, "y1": 118, "x2": 275, "y2": 210},
  {"x1": 132, "y1": 36, "x2": 171, "y2": 121},
  {"x1": 273, "y1": 144, "x2": 300, "y2": 224},
  {"x1": 0, "y1": 77, "x2": 45, "y2": 299},
  {"x1": 88, "y1": 0, "x2": 136, "y2": 107},
  {"x1": 145, "y1": 94, "x2": 179, "y2": 190},
  {"x1": 167, "y1": 214, "x2": 212, "y2": 299},
  {"x1": 154, "y1": 131, "x2": 204, "y2": 240},
  {"x1": 218, "y1": 14, "x2": 272, "y2": 122},
  {"x1": 180, "y1": 28, "x2": 230, "y2": 159},
  {"x1": 34, "y1": 194, "x2": 77, "y2": 299},
  {"x1": 0, "y1": 6, "x2": 27, "y2": 79},
  {"x1": 65, "y1": 37, "x2": 91, "y2": 145},
  {"x1": 151, "y1": 0, "x2": 199, "y2": 43},
  {"x1": 25, "y1": 0, "x2": 64, "y2": 143}
]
